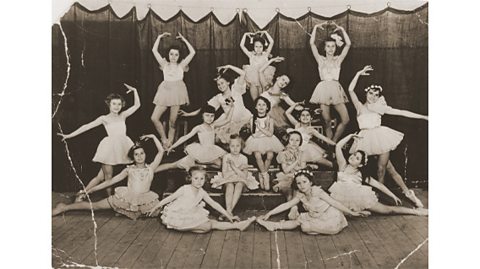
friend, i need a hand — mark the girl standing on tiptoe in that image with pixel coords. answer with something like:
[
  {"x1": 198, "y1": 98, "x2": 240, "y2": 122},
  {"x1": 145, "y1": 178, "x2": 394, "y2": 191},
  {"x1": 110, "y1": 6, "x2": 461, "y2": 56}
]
[{"x1": 151, "y1": 32, "x2": 196, "y2": 149}]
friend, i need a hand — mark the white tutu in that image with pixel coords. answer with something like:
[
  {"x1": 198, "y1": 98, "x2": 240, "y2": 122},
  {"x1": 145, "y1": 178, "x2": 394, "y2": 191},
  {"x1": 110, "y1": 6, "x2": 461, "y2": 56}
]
[
  {"x1": 329, "y1": 182, "x2": 378, "y2": 211},
  {"x1": 153, "y1": 80, "x2": 189, "y2": 106},
  {"x1": 302, "y1": 143, "x2": 327, "y2": 162},
  {"x1": 350, "y1": 126, "x2": 404, "y2": 155},
  {"x1": 107, "y1": 187, "x2": 160, "y2": 220},
  {"x1": 93, "y1": 135, "x2": 134, "y2": 165},
  {"x1": 210, "y1": 172, "x2": 259, "y2": 190},
  {"x1": 243, "y1": 136, "x2": 284, "y2": 155},
  {"x1": 185, "y1": 143, "x2": 226, "y2": 163},
  {"x1": 310, "y1": 80, "x2": 349, "y2": 105}
]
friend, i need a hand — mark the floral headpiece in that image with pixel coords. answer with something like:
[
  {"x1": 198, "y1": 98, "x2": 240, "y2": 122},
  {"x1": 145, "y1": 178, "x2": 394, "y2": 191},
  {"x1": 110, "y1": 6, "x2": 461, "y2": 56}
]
[
  {"x1": 294, "y1": 169, "x2": 314, "y2": 178},
  {"x1": 364, "y1": 84, "x2": 383, "y2": 93},
  {"x1": 330, "y1": 33, "x2": 344, "y2": 47}
]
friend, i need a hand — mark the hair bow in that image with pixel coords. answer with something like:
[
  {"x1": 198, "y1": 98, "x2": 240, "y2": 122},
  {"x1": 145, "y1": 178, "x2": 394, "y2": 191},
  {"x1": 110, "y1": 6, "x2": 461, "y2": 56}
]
[{"x1": 330, "y1": 33, "x2": 344, "y2": 47}]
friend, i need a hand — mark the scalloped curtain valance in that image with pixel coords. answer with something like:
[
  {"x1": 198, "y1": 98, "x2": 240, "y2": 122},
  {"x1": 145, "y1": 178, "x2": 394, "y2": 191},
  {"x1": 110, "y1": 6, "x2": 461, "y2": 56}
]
[{"x1": 53, "y1": 0, "x2": 427, "y2": 28}]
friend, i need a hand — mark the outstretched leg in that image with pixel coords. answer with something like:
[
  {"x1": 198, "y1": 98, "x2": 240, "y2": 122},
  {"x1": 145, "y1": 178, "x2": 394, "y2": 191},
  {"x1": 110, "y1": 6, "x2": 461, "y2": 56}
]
[
  {"x1": 386, "y1": 161, "x2": 424, "y2": 208},
  {"x1": 256, "y1": 219, "x2": 300, "y2": 231},
  {"x1": 101, "y1": 164, "x2": 114, "y2": 196},
  {"x1": 376, "y1": 152, "x2": 390, "y2": 184},
  {"x1": 332, "y1": 103, "x2": 350, "y2": 142},
  {"x1": 75, "y1": 169, "x2": 104, "y2": 202},
  {"x1": 188, "y1": 217, "x2": 256, "y2": 233},
  {"x1": 369, "y1": 202, "x2": 428, "y2": 216},
  {"x1": 320, "y1": 104, "x2": 333, "y2": 139},
  {"x1": 230, "y1": 182, "x2": 245, "y2": 213},
  {"x1": 167, "y1": 105, "x2": 180, "y2": 147},
  {"x1": 151, "y1": 105, "x2": 169, "y2": 147},
  {"x1": 52, "y1": 198, "x2": 111, "y2": 216}
]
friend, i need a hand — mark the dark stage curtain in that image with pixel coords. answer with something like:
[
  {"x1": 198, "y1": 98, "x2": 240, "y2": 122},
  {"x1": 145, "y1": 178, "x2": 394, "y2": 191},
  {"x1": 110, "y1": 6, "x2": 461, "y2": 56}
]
[{"x1": 52, "y1": 3, "x2": 428, "y2": 191}]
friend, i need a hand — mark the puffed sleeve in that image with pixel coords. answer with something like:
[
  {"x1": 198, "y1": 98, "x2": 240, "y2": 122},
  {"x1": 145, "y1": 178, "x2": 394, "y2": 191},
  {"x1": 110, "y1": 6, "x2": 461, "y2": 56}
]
[{"x1": 207, "y1": 94, "x2": 222, "y2": 110}]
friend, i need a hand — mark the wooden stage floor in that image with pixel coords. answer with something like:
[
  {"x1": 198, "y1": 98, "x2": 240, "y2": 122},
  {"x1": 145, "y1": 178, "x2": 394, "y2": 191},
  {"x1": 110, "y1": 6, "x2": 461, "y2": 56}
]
[{"x1": 52, "y1": 190, "x2": 428, "y2": 269}]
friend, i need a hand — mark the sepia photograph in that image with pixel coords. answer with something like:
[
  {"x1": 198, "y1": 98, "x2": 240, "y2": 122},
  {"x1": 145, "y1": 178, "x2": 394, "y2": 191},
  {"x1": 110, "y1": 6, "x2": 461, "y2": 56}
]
[{"x1": 51, "y1": 0, "x2": 429, "y2": 268}]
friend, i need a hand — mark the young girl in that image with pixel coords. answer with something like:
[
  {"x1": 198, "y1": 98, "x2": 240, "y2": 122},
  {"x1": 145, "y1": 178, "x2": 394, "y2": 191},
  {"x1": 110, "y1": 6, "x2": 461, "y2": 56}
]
[
  {"x1": 272, "y1": 130, "x2": 306, "y2": 220},
  {"x1": 52, "y1": 134, "x2": 165, "y2": 220},
  {"x1": 148, "y1": 166, "x2": 256, "y2": 233},
  {"x1": 240, "y1": 31, "x2": 276, "y2": 100},
  {"x1": 256, "y1": 168, "x2": 370, "y2": 235},
  {"x1": 309, "y1": 22, "x2": 351, "y2": 142},
  {"x1": 210, "y1": 134, "x2": 259, "y2": 217},
  {"x1": 154, "y1": 105, "x2": 232, "y2": 173},
  {"x1": 243, "y1": 97, "x2": 285, "y2": 190},
  {"x1": 208, "y1": 65, "x2": 252, "y2": 143},
  {"x1": 285, "y1": 103, "x2": 336, "y2": 168},
  {"x1": 328, "y1": 133, "x2": 428, "y2": 215},
  {"x1": 151, "y1": 32, "x2": 196, "y2": 149},
  {"x1": 348, "y1": 66, "x2": 428, "y2": 207},
  {"x1": 58, "y1": 84, "x2": 140, "y2": 198}
]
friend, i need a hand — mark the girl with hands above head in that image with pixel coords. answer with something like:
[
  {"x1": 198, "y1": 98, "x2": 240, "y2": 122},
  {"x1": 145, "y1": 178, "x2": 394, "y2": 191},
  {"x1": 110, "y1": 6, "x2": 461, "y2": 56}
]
[
  {"x1": 309, "y1": 21, "x2": 352, "y2": 142},
  {"x1": 328, "y1": 134, "x2": 428, "y2": 216},
  {"x1": 52, "y1": 134, "x2": 165, "y2": 220},
  {"x1": 151, "y1": 32, "x2": 196, "y2": 149},
  {"x1": 347, "y1": 65, "x2": 428, "y2": 208},
  {"x1": 58, "y1": 83, "x2": 140, "y2": 199},
  {"x1": 256, "y1": 167, "x2": 370, "y2": 235},
  {"x1": 240, "y1": 30, "x2": 276, "y2": 100},
  {"x1": 148, "y1": 166, "x2": 256, "y2": 233}
]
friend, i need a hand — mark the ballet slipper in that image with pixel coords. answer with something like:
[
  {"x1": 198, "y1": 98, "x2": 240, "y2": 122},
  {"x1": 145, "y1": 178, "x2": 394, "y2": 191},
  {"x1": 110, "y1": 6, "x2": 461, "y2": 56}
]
[
  {"x1": 288, "y1": 206, "x2": 300, "y2": 220},
  {"x1": 404, "y1": 189, "x2": 424, "y2": 208},
  {"x1": 414, "y1": 208, "x2": 428, "y2": 216}
]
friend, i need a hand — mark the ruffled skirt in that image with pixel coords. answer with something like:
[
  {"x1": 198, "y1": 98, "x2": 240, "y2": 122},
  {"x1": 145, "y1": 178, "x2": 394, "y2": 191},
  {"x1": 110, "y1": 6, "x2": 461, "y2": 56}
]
[
  {"x1": 161, "y1": 202, "x2": 210, "y2": 230},
  {"x1": 215, "y1": 119, "x2": 250, "y2": 144},
  {"x1": 349, "y1": 126, "x2": 404, "y2": 155},
  {"x1": 185, "y1": 143, "x2": 226, "y2": 163},
  {"x1": 107, "y1": 187, "x2": 160, "y2": 220},
  {"x1": 329, "y1": 182, "x2": 378, "y2": 211},
  {"x1": 210, "y1": 172, "x2": 259, "y2": 190},
  {"x1": 272, "y1": 172, "x2": 294, "y2": 194},
  {"x1": 153, "y1": 80, "x2": 189, "y2": 106},
  {"x1": 301, "y1": 142, "x2": 327, "y2": 163},
  {"x1": 297, "y1": 206, "x2": 348, "y2": 235},
  {"x1": 243, "y1": 65, "x2": 276, "y2": 88},
  {"x1": 93, "y1": 135, "x2": 134, "y2": 165},
  {"x1": 243, "y1": 136, "x2": 285, "y2": 155},
  {"x1": 310, "y1": 80, "x2": 349, "y2": 105}
]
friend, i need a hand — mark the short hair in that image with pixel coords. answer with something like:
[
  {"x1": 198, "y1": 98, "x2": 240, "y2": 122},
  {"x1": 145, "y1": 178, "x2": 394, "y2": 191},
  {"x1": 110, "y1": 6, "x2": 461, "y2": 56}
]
[
  {"x1": 229, "y1": 134, "x2": 245, "y2": 148},
  {"x1": 186, "y1": 166, "x2": 207, "y2": 183},
  {"x1": 104, "y1": 93, "x2": 126, "y2": 108},
  {"x1": 167, "y1": 45, "x2": 184, "y2": 62},
  {"x1": 254, "y1": 96, "x2": 271, "y2": 114},
  {"x1": 287, "y1": 130, "x2": 303, "y2": 146},
  {"x1": 127, "y1": 142, "x2": 144, "y2": 162}
]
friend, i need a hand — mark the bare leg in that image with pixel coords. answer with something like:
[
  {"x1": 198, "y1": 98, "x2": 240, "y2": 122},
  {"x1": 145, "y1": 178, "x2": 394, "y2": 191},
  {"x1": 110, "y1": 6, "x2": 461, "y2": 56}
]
[
  {"x1": 187, "y1": 217, "x2": 256, "y2": 233},
  {"x1": 52, "y1": 198, "x2": 111, "y2": 216},
  {"x1": 369, "y1": 202, "x2": 428, "y2": 216},
  {"x1": 101, "y1": 164, "x2": 114, "y2": 196},
  {"x1": 76, "y1": 169, "x2": 105, "y2": 201},
  {"x1": 249, "y1": 85, "x2": 260, "y2": 101},
  {"x1": 256, "y1": 219, "x2": 300, "y2": 231},
  {"x1": 386, "y1": 161, "x2": 424, "y2": 208},
  {"x1": 377, "y1": 152, "x2": 390, "y2": 184},
  {"x1": 151, "y1": 105, "x2": 169, "y2": 147},
  {"x1": 254, "y1": 152, "x2": 266, "y2": 189},
  {"x1": 263, "y1": 152, "x2": 274, "y2": 191},
  {"x1": 332, "y1": 103, "x2": 350, "y2": 142},
  {"x1": 225, "y1": 183, "x2": 235, "y2": 213},
  {"x1": 315, "y1": 157, "x2": 333, "y2": 168},
  {"x1": 168, "y1": 105, "x2": 180, "y2": 146},
  {"x1": 320, "y1": 104, "x2": 333, "y2": 139},
  {"x1": 154, "y1": 161, "x2": 181, "y2": 173},
  {"x1": 230, "y1": 182, "x2": 245, "y2": 212}
]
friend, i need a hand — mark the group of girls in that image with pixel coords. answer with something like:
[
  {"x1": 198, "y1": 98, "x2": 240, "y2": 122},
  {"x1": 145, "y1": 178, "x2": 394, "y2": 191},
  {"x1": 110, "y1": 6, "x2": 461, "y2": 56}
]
[{"x1": 54, "y1": 21, "x2": 428, "y2": 235}]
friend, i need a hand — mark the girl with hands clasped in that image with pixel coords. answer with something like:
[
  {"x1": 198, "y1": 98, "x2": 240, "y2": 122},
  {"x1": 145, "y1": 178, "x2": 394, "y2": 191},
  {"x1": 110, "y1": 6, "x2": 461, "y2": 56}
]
[
  {"x1": 151, "y1": 32, "x2": 196, "y2": 149},
  {"x1": 243, "y1": 97, "x2": 285, "y2": 190},
  {"x1": 148, "y1": 166, "x2": 256, "y2": 233},
  {"x1": 347, "y1": 65, "x2": 428, "y2": 207},
  {"x1": 328, "y1": 134, "x2": 428, "y2": 216},
  {"x1": 285, "y1": 103, "x2": 335, "y2": 168},
  {"x1": 240, "y1": 30, "x2": 276, "y2": 100},
  {"x1": 257, "y1": 167, "x2": 370, "y2": 235},
  {"x1": 309, "y1": 21, "x2": 351, "y2": 142},
  {"x1": 154, "y1": 105, "x2": 231, "y2": 173},
  {"x1": 58, "y1": 84, "x2": 140, "y2": 199},
  {"x1": 52, "y1": 134, "x2": 165, "y2": 220},
  {"x1": 210, "y1": 134, "x2": 259, "y2": 217}
]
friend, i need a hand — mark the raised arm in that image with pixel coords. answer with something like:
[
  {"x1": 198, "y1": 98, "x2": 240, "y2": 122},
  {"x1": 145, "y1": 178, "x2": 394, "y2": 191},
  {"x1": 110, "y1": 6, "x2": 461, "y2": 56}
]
[
  {"x1": 258, "y1": 56, "x2": 284, "y2": 88},
  {"x1": 285, "y1": 103, "x2": 300, "y2": 126},
  {"x1": 177, "y1": 33, "x2": 196, "y2": 68},
  {"x1": 335, "y1": 134, "x2": 355, "y2": 171},
  {"x1": 367, "y1": 177, "x2": 402, "y2": 205},
  {"x1": 333, "y1": 23, "x2": 351, "y2": 62},
  {"x1": 212, "y1": 103, "x2": 234, "y2": 128},
  {"x1": 262, "y1": 197, "x2": 301, "y2": 220},
  {"x1": 57, "y1": 116, "x2": 104, "y2": 141},
  {"x1": 317, "y1": 190, "x2": 369, "y2": 217},
  {"x1": 152, "y1": 32, "x2": 170, "y2": 68},
  {"x1": 348, "y1": 66, "x2": 373, "y2": 113},
  {"x1": 384, "y1": 108, "x2": 428, "y2": 120},
  {"x1": 85, "y1": 168, "x2": 128, "y2": 194},
  {"x1": 140, "y1": 134, "x2": 165, "y2": 170},
  {"x1": 217, "y1": 64, "x2": 245, "y2": 77},
  {"x1": 240, "y1": 32, "x2": 253, "y2": 56},
  {"x1": 261, "y1": 30, "x2": 274, "y2": 55},
  {"x1": 167, "y1": 125, "x2": 200, "y2": 153},
  {"x1": 121, "y1": 84, "x2": 140, "y2": 118},
  {"x1": 309, "y1": 24, "x2": 324, "y2": 64}
]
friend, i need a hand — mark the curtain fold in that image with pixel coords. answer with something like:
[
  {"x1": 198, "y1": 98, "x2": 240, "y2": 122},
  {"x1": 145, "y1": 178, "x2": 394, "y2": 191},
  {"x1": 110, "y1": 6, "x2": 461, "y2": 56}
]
[{"x1": 52, "y1": 3, "x2": 428, "y2": 191}]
